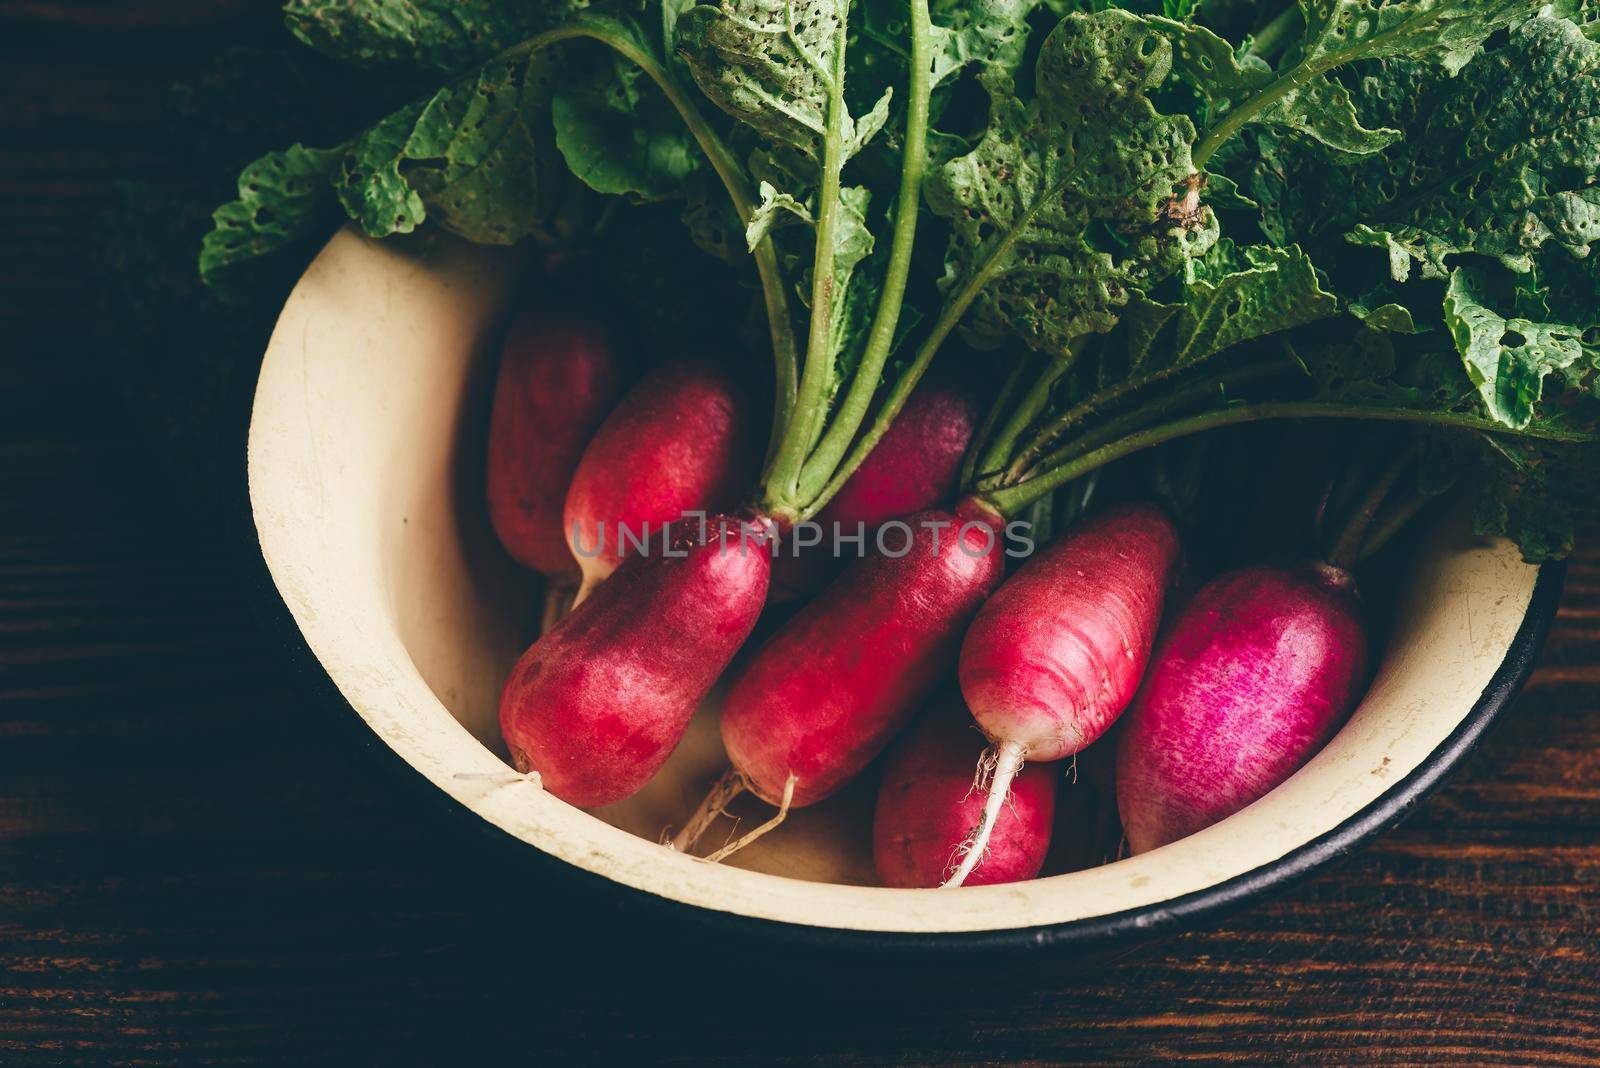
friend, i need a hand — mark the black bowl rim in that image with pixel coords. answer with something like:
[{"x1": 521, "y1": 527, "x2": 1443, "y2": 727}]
[{"x1": 235, "y1": 421, "x2": 1564, "y2": 963}]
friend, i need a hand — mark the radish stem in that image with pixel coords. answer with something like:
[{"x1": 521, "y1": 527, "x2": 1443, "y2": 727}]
[
  {"x1": 486, "y1": 17, "x2": 799, "y2": 464},
  {"x1": 1326, "y1": 445, "x2": 1414, "y2": 571},
  {"x1": 1357, "y1": 484, "x2": 1437, "y2": 564},
  {"x1": 972, "y1": 347, "x2": 1078, "y2": 486},
  {"x1": 962, "y1": 355, "x2": 1035, "y2": 490},
  {"x1": 793, "y1": 0, "x2": 934, "y2": 508},
  {"x1": 762, "y1": 23, "x2": 854, "y2": 512},
  {"x1": 999, "y1": 360, "x2": 1290, "y2": 490},
  {"x1": 982, "y1": 400, "x2": 1598, "y2": 520}
]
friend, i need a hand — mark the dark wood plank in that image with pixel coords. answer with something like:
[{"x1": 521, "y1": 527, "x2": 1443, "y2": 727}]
[{"x1": 2, "y1": 2, "x2": 1597, "y2": 1064}]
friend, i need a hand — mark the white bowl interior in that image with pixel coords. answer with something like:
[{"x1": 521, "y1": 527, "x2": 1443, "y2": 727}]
[{"x1": 247, "y1": 228, "x2": 1541, "y2": 934}]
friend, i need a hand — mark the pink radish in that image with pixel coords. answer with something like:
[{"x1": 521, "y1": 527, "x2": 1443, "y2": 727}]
[
  {"x1": 947, "y1": 502, "x2": 1181, "y2": 887},
  {"x1": 564, "y1": 360, "x2": 757, "y2": 603},
  {"x1": 673, "y1": 500, "x2": 1006, "y2": 857},
  {"x1": 771, "y1": 381, "x2": 980, "y2": 600},
  {"x1": 874, "y1": 697, "x2": 1058, "y2": 888},
  {"x1": 499, "y1": 515, "x2": 772, "y2": 807},
  {"x1": 485, "y1": 302, "x2": 629, "y2": 580},
  {"x1": 1115, "y1": 562, "x2": 1369, "y2": 854}
]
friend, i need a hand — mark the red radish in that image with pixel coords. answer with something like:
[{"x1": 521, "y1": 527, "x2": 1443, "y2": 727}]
[
  {"x1": 485, "y1": 303, "x2": 629, "y2": 579},
  {"x1": 564, "y1": 360, "x2": 757, "y2": 603},
  {"x1": 500, "y1": 515, "x2": 772, "y2": 807},
  {"x1": 1115, "y1": 562, "x2": 1369, "y2": 854},
  {"x1": 874, "y1": 698, "x2": 1058, "y2": 888},
  {"x1": 947, "y1": 503, "x2": 1181, "y2": 887},
  {"x1": 771, "y1": 381, "x2": 980, "y2": 600},
  {"x1": 673, "y1": 500, "x2": 1007, "y2": 857}
]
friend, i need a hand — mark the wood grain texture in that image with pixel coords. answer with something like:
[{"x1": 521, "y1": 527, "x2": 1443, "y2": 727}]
[{"x1": 2, "y1": 2, "x2": 1597, "y2": 1063}]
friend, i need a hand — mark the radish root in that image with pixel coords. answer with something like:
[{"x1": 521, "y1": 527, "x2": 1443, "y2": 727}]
[
  {"x1": 941, "y1": 740, "x2": 1026, "y2": 888},
  {"x1": 453, "y1": 768, "x2": 543, "y2": 789},
  {"x1": 669, "y1": 767, "x2": 746, "y2": 852},
  {"x1": 570, "y1": 572, "x2": 602, "y2": 610},
  {"x1": 703, "y1": 774, "x2": 797, "y2": 863}
]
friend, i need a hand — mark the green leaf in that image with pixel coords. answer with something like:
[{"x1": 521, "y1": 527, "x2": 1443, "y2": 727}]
[
  {"x1": 927, "y1": 0, "x2": 1041, "y2": 84},
  {"x1": 1355, "y1": 302, "x2": 1416, "y2": 335},
  {"x1": 746, "y1": 180, "x2": 813, "y2": 248},
  {"x1": 1473, "y1": 439, "x2": 1588, "y2": 562},
  {"x1": 1442, "y1": 266, "x2": 1591, "y2": 431},
  {"x1": 1164, "y1": 239, "x2": 1338, "y2": 363},
  {"x1": 283, "y1": 0, "x2": 586, "y2": 74},
  {"x1": 676, "y1": 0, "x2": 890, "y2": 163},
  {"x1": 338, "y1": 53, "x2": 577, "y2": 244},
  {"x1": 926, "y1": 10, "x2": 1218, "y2": 358},
  {"x1": 1099, "y1": 239, "x2": 1337, "y2": 395},
  {"x1": 199, "y1": 143, "x2": 343, "y2": 296},
  {"x1": 1293, "y1": 0, "x2": 1546, "y2": 74},
  {"x1": 552, "y1": 57, "x2": 702, "y2": 200},
  {"x1": 1157, "y1": 18, "x2": 1397, "y2": 158},
  {"x1": 1174, "y1": 0, "x2": 1552, "y2": 166},
  {"x1": 1339, "y1": 18, "x2": 1600, "y2": 281}
]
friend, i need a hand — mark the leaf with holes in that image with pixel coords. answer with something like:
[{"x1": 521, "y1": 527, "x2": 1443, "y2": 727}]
[
  {"x1": 1125, "y1": 239, "x2": 1337, "y2": 372},
  {"x1": 926, "y1": 9, "x2": 1218, "y2": 359},
  {"x1": 338, "y1": 52, "x2": 580, "y2": 245},
  {"x1": 199, "y1": 144, "x2": 342, "y2": 296},
  {"x1": 1165, "y1": 0, "x2": 1552, "y2": 167},
  {"x1": 676, "y1": 0, "x2": 889, "y2": 163},
  {"x1": 283, "y1": 0, "x2": 589, "y2": 75},
  {"x1": 1443, "y1": 265, "x2": 1593, "y2": 431},
  {"x1": 1155, "y1": 17, "x2": 1396, "y2": 158},
  {"x1": 1334, "y1": 18, "x2": 1600, "y2": 281}
]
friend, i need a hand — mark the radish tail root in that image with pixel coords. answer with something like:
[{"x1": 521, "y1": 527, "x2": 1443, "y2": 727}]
[
  {"x1": 669, "y1": 767, "x2": 746, "y2": 853},
  {"x1": 702, "y1": 774, "x2": 798, "y2": 864},
  {"x1": 942, "y1": 741, "x2": 1027, "y2": 888},
  {"x1": 570, "y1": 573, "x2": 602, "y2": 610},
  {"x1": 540, "y1": 578, "x2": 578, "y2": 634},
  {"x1": 452, "y1": 769, "x2": 543, "y2": 789}
]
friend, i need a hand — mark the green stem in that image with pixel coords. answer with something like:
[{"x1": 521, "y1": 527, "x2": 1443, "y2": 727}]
[
  {"x1": 961, "y1": 355, "x2": 1035, "y2": 490},
  {"x1": 792, "y1": 0, "x2": 934, "y2": 509},
  {"x1": 998, "y1": 360, "x2": 1289, "y2": 490},
  {"x1": 495, "y1": 17, "x2": 798, "y2": 464},
  {"x1": 1004, "y1": 345, "x2": 1248, "y2": 480},
  {"x1": 1325, "y1": 444, "x2": 1414, "y2": 571},
  {"x1": 797, "y1": 248, "x2": 1003, "y2": 523},
  {"x1": 981, "y1": 401, "x2": 1598, "y2": 519},
  {"x1": 972, "y1": 348, "x2": 1077, "y2": 485},
  {"x1": 1248, "y1": 5, "x2": 1303, "y2": 63},
  {"x1": 761, "y1": 23, "x2": 853, "y2": 517},
  {"x1": 799, "y1": 158, "x2": 1063, "y2": 522},
  {"x1": 1357, "y1": 486, "x2": 1436, "y2": 564}
]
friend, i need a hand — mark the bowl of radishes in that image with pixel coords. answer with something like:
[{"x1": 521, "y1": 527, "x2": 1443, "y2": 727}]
[{"x1": 245, "y1": 226, "x2": 1566, "y2": 955}]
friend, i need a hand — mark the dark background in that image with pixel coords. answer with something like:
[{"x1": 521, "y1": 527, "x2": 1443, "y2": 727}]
[{"x1": 4, "y1": 2, "x2": 1599, "y2": 1063}]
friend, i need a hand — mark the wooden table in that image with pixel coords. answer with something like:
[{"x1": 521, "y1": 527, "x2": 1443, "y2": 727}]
[{"x1": 4, "y1": 3, "x2": 1597, "y2": 1063}]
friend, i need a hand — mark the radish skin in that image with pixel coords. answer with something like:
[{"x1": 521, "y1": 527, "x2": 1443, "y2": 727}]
[
  {"x1": 1115, "y1": 562, "x2": 1369, "y2": 854},
  {"x1": 771, "y1": 382, "x2": 979, "y2": 600},
  {"x1": 874, "y1": 699, "x2": 1058, "y2": 888},
  {"x1": 563, "y1": 360, "x2": 756, "y2": 603},
  {"x1": 485, "y1": 303, "x2": 628, "y2": 579},
  {"x1": 718, "y1": 500, "x2": 1007, "y2": 813},
  {"x1": 948, "y1": 503, "x2": 1181, "y2": 887},
  {"x1": 499, "y1": 515, "x2": 772, "y2": 807}
]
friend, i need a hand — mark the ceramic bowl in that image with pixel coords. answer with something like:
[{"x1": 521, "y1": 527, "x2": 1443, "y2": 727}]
[{"x1": 245, "y1": 228, "x2": 1561, "y2": 956}]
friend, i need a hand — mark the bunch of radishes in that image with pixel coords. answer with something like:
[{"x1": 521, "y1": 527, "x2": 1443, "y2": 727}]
[{"x1": 486, "y1": 299, "x2": 1376, "y2": 888}]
